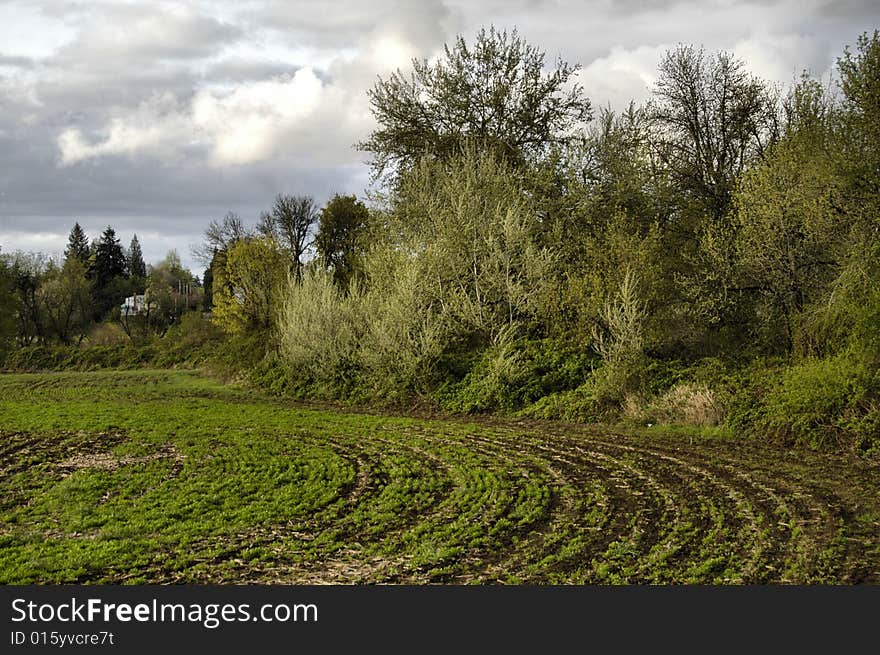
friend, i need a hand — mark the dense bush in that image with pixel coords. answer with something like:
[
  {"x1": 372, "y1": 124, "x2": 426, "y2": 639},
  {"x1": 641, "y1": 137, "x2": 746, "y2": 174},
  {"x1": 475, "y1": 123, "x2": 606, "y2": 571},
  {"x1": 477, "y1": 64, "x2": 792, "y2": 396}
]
[
  {"x1": 436, "y1": 336, "x2": 596, "y2": 413},
  {"x1": 2, "y1": 314, "x2": 223, "y2": 373},
  {"x1": 728, "y1": 354, "x2": 879, "y2": 452}
]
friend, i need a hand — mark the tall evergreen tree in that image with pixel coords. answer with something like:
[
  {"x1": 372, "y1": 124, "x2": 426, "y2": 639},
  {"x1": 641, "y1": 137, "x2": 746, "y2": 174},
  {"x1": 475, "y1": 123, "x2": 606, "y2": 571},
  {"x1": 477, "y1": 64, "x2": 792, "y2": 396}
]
[
  {"x1": 64, "y1": 222, "x2": 90, "y2": 265},
  {"x1": 90, "y1": 226, "x2": 129, "y2": 318},
  {"x1": 128, "y1": 234, "x2": 147, "y2": 279},
  {"x1": 91, "y1": 226, "x2": 127, "y2": 287}
]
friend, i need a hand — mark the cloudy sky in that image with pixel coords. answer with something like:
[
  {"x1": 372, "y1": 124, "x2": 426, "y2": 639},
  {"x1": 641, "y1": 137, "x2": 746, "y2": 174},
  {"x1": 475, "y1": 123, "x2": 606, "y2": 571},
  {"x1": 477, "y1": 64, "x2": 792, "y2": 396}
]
[{"x1": 0, "y1": 0, "x2": 877, "y2": 273}]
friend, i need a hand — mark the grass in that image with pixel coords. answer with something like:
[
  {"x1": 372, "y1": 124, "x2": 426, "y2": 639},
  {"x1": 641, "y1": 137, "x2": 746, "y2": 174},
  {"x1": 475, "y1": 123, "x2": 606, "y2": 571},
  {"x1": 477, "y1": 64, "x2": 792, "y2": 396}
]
[{"x1": 1, "y1": 369, "x2": 877, "y2": 584}]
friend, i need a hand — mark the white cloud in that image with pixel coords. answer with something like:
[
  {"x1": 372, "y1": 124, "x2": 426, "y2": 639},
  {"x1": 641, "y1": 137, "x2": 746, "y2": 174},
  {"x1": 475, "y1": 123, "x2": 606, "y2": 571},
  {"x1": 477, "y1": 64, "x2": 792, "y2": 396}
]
[
  {"x1": 56, "y1": 67, "x2": 372, "y2": 168},
  {"x1": 0, "y1": 231, "x2": 66, "y2": 261},
  {"x1": 193, "y1": 68, "x2": 323, "y2": 166},
  {"x1": 733, "y1": 32, "x2": 834, "y2": 85},
  {"x1": 58, "y1": 92, "x2": 190, "y2": 165},
  {"x1": 369, "y1": 33, "x2": 418, "y2": 72},
  {"x1": 577, "y1": 45, "x2": 669, "y2": 111},
  {"x1": 0, "y1": 2, "x2": 76, "y2": 59}
]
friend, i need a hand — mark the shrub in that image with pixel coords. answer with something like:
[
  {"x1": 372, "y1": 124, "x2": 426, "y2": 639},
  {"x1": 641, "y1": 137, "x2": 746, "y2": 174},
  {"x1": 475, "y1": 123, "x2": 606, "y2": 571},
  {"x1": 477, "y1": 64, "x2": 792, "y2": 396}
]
[
  {"x1": 632, "y1": 383, "x2": 724, "y2": 427},
  {"x1": 727, "y1": 353, "x2": 877, "y2": 451},
  {"x1": 276, "y1": 269, "x2": 365, "y2": 397},
  {"x1": 85, "y1": 322, "x2": 129, "y2": 346},
  {"x1": 436, "y1": 335, "x2": 597, "y2": 414}
]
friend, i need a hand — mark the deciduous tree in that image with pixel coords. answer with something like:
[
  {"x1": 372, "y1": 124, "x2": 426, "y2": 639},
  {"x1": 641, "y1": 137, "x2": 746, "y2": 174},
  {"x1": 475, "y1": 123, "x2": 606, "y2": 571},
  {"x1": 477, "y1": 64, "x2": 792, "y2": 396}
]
[
  {"x1": 359, "y1": 26, "x2": 592, "y2": 180},
  {"x1": 212, "y1": 237, "x2": 288, "y2": 334},
  {"x1": 258, "y1": 194, "x2": 318, "y2": 282},
  {"x1": 315, "y1": 194, "x2": 371, "y2": 289},
  {"x1": 649, "y1": 46, "x2": 778, "y2": 224}
]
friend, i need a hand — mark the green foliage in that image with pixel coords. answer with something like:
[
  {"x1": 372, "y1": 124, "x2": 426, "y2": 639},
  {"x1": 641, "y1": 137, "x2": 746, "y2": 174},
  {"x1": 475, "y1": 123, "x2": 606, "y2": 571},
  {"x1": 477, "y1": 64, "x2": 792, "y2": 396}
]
[
  {"x1": 519, "y1": 376, "x2": 613, "y2": 423},
  {"x1": 437, "y1": 336, "x2": 596, "y2": 413},
  {"x1": 87, "y1": 226, "x2": 131, "y2": 321},
  {"x1": 391, "y1": 149, "x2": 553, "y2": 342},
  {"x1": 0, "y1": 253, "x2": 18, "y2": 361},
  {"x1": 6, "y1": 31, "x2": 879, "y2": 459},
  {"x1": 2, "y1": 315, "x2": 223, "y2": 373},
  {"x1": 202, "y1": 254, "x2": 216, "y2": 311},
  {"x1": 315, "y1": 194, "x2": 371, "y2": 289},
  {"x1": 649, "y1": 45, "x2": 778, "y2": 223},
  {"x1": 360, "y1": 26, "x2": 591, "y2": 179},
  {"x1": 38, "y1": 257, "x2": 92, "y2": 345},
  {"x1": 212, "y1": 237, "x2": 287, "y2": 335},
  {"x1": 726, "y1": 353, "x2": 878, "y2": 452},
  {"x1": 277, "y1": 269, "x2": 365, "y2": 396},
  {"x1": 127, "y1": 234, "x2": 147, "y2": 282},
  {"x1": 257, "y1": 194, "x2": 318, "y2": 282},
  {"x1": 64, "y1": 223, "x2": 90, "y2": 266},
  {"x1": 6, "y1": 251, "x2": 49, "y2": 345},
  {"x1": 838, "y1": 30, "x2": 880, "y2": 155},
  {"x1": 733, "y1": 117, "x2": 843, "y2": 351},
  {"x1": 276, "y1": 149, "x2": 555, "y2": 403}
]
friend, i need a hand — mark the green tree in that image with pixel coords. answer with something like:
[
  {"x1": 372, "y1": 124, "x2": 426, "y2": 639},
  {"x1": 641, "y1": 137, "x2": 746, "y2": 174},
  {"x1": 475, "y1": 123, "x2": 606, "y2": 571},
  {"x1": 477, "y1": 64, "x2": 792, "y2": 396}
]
[
  {"x1": 359, "y1": 26, "x2": 592, "y2": 179},
  {"x1": 733, "y1": 130, "x2": 842, "y2": 352},
  {"x1": 212, "y1": 237, "x2": 288, "y2": 334},
  {"x1": 649, "y1": 45, "x2": 778, "y2": 225},
  {"x1": 7, "y1": 251, "x2": 48, "y2": 345},
  {"x1": 388, "y1": 149, "x2": 552, "y2": 341},
  {"x1": 38, "y1": 257, "x2": 92, "y2": 344},
  {"x1": 837, "y1": 30, "x2": 880, "y2": 235},
  {"x1": 64, "y1": 222, "x2": 90, "y2": 265},
  {"x1": 802, "y1": 31, "x2": 880, "y2": 359},
  {"x1": 0, "y1": 250, "x2": 18, "y2": 359},
  {"x1": 838, "y1": 30, "x2": 880, "y2": 151},
  {"x1": 202, "y1": 249, "x2": 217, "y2": 311},
  {"x1": 128, "y1": 234, "x2": 147, "y2": 282},
  {"x1": 118, "y1": 251, "x2": 200, "y2": 339},
  {"x1": 149, "y1": 250, "x2": 200, "y2": 314},
  {"x1": 90, "y1": 226, "x2": 129, "y2": 318},
  {"x1": 315, "y1": 194, "x2": 371, "y2": 289}
]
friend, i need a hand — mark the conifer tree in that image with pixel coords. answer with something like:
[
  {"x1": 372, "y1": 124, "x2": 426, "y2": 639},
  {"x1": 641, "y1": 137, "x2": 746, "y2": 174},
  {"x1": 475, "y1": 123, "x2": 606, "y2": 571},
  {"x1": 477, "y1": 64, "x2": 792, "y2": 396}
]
[{"x1": 64, "y1": 222, "x2": 90, "y2": 265}]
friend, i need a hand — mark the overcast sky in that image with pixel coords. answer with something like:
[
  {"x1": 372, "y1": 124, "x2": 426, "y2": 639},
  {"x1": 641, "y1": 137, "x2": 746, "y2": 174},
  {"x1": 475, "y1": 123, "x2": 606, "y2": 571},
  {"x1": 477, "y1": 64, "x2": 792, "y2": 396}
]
[{"x1": 0, "y1": 0, "x2": 877, "y2": 273}]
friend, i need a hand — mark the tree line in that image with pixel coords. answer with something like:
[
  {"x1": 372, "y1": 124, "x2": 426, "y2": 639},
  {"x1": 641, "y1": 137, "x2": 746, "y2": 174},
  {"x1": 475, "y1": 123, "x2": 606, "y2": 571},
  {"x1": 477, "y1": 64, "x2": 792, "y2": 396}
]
[
  {"x1": 3, "y1": 27, "x2": 878, "y2": 453},
  {"x1": 268, "y1": 27, "x2": 878, "y2": 452},
  {"x1": 0, "y1": 191, "x2": 371, "y2": 352},
  {"x1": 0, "y1": 225, "x2": 199, "y2": 349}
]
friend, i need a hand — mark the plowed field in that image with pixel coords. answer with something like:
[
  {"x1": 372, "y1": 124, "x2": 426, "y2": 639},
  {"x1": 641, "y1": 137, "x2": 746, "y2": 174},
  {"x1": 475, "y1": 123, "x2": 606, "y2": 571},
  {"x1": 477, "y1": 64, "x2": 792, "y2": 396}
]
[{"x1": 1, "y1": 370, "x2": 877, "y2": 584}]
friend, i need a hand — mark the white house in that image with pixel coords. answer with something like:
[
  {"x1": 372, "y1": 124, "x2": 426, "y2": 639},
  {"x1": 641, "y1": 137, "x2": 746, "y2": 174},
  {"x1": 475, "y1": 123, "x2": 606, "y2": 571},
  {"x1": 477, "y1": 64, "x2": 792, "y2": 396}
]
[{"x1": 120, "y1": 294, "x2": 148, "y2": 316}]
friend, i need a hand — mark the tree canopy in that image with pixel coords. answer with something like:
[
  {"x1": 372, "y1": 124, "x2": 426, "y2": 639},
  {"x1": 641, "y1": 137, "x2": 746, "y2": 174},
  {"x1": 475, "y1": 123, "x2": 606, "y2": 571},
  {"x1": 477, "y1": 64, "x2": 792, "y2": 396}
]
[
  {"x1": 64, "y1": 223, "x2": 90, "y2": 265},
  {"x1": 649, "y1": 45, "x2": 778, "y2": 223},
  {"x1": 128, "y1": 235, "x2": 147, "y2": 281},
  {"x1": 359, "y1": 26, "x2": 592, "y2": 180},
  {"x1": 258, "y1": 194, "x2": 319, "y2": 282},
  {"x1": 315, "y1": 194, "x2": 371, "y2": 289}
]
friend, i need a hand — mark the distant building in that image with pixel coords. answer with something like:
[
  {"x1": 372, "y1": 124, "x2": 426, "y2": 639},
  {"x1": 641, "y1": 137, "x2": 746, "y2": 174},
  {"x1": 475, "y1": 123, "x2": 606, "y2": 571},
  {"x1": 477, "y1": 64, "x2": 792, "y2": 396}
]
[{"x1": 120, "y1": 294, "x2": 148, "y2": 316}]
